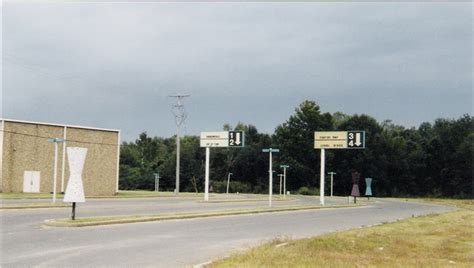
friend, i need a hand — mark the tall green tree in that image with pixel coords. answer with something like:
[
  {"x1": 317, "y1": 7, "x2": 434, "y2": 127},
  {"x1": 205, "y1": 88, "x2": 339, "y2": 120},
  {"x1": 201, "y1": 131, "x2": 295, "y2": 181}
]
[{"x1": 273, "y1": 100, "x2": 333, "y2": 190}]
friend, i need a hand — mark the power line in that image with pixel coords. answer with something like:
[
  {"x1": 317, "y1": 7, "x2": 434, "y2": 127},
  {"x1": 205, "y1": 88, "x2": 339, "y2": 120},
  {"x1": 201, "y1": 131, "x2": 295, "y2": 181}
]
[{"x1": 0, "y1": 129, "x2": 123, "y2": 147}]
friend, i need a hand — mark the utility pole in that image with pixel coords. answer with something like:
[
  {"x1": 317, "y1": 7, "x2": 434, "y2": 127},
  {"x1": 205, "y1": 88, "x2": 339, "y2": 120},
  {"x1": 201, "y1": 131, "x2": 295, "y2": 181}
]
[
  {"x1": 262, "y1": 148, "x2": 279, "y2": 207},
  {"x1": 169, "y1": 94, "x2": 190, "y2": 195},
  {"x1": 328, "y1": 172, "x2": 336, "y2": 197},
  {"x1": 280, "y1": 165, "x2": 289, "y2": 198},
  {"x1": 48, "y1": 138, "x2": 65, "y2": 203},
  {"x1": 226, "y1": 172, "x2": 233, "y2": 194}
]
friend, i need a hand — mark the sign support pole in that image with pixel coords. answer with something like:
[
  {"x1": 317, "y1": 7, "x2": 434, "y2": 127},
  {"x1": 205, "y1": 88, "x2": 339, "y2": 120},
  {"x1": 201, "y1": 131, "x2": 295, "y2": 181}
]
[
  {"x1": 283, "y1": 168, "x2": 287, "y2": 197},
  {"x1": 320, "y1": 149, "x2": 325, "y2": 205},
  {"x1": 278, "y1": 174, "x2": 283, "y2": 195},
  {"x1": 204, "y1": 147, "x2": 210, "y2": 201},
  {"x1": 53, "y1": 141, "x2": 59, "y2": 203},
  {"x1": 269, "y1": 151, "x2": 273, "y2": 208}
]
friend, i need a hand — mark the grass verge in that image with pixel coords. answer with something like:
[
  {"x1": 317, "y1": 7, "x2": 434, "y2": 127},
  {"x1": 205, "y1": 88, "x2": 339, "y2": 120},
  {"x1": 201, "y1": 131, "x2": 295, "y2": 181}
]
[
  {"x1": 1, "y1": 203, "x2": 69, "y2": 209},
  {"x1": 44, "y1": 204, "x2": 360, "y2": 227},
  {"x1": 207, "y1": 199, "x2": 474, "y2": 267}
]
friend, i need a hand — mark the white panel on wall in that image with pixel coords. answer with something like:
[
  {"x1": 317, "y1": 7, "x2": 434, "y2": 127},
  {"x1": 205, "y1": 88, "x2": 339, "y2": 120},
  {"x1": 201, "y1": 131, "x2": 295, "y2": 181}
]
[{"x1": 23, "y1": 171, "x2": 40, "y2": 193}]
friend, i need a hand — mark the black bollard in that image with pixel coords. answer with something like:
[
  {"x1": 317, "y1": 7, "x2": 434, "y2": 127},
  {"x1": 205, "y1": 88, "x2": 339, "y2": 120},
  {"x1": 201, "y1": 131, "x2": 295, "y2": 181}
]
[{"x1": 72, "y1": 202, "x2": 76, "y2": 220}]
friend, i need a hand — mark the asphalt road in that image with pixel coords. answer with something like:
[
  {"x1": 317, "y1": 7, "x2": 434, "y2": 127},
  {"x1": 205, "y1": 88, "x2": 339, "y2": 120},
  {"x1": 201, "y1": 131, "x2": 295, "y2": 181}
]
[{"x1": 0, "y1": 197, "x2": 453, "y2": 267}]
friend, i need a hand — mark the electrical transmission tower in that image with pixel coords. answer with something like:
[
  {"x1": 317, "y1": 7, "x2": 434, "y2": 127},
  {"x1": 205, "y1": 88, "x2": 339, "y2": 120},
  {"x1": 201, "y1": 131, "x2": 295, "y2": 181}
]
[{"x1": 169, "y1": 94, "x2": 190, "y2": 195}]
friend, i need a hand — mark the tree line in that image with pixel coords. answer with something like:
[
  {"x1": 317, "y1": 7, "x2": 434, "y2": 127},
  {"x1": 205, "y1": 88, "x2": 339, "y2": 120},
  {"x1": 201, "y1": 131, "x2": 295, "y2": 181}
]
[{"x1": 119, "y1": 100, "x2": 473, "y2": 198}]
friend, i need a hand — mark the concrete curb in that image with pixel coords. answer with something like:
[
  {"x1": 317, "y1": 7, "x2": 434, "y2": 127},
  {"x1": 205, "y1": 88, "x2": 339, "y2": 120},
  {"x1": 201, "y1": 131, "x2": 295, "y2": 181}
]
[
  {"x1": 197, "y1": 198, "x2": 295, "y2": 203},
  {"x1": 44, "y1": 204, "x2": 362, "y2": 228}
]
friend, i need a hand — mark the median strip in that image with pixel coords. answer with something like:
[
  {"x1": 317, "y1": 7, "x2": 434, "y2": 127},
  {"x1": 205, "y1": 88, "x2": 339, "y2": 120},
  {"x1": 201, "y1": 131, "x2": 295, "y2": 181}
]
[
  {"x1": 44, "y1": 204, "x2": 361, "y2": 227},
  {"x1": 197, "y1": 198, "x2": 295, "y2": 203}
]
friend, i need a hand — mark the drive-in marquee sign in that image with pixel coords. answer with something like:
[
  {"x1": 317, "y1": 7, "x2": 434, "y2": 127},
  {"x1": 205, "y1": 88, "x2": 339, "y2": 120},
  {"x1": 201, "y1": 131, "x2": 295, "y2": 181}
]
[
  {"x1": 200, "y1": 131, "x2": 245, "y2": 202},
  {"x1": 314, "y1": 131, "x2": 365, "y2": 149},
  {"x1": 200, "y1": 131, "x2": 244, "y2": 147}
]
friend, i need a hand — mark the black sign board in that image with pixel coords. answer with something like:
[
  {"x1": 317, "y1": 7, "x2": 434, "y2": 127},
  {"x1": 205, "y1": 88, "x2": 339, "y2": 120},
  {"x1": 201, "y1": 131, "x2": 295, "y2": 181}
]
[{"x1": 228, "y1": 131, "x2": 244, "y2": 147}]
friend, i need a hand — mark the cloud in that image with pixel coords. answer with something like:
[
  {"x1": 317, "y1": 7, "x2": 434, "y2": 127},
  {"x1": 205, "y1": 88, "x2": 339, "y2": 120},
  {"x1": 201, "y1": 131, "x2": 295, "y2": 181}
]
[{"x1": 2, "y1": 2, "x2": 472, "y2": 141}]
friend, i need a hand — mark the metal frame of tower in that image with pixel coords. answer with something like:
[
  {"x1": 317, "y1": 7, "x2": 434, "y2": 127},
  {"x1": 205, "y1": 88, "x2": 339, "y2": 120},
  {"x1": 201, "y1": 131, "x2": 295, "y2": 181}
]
[{"x1": 169, "y1": 94, "x2": 190, "y2": 194}]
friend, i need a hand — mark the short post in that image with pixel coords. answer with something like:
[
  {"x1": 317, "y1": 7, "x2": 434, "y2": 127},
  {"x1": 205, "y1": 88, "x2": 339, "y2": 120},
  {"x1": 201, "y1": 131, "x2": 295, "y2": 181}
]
[
  {"x1": 262, "y1": 148, "x2": 279, "y2": 208},
  {"x1": 280, "y1": 165, "x2": 289, "y2": 198},
  {"x1": 71, "y1": 202, "x2": 76, "y2": 220},
  {"x1": 226, "y1": 172, "x2": 232, "y2": 194},
  {"x1": 328, "y1": 172, "x2": 336, "y2": 197},
  {"x1": 278, "y1": 174, "x2": 283, "y2": 195}
]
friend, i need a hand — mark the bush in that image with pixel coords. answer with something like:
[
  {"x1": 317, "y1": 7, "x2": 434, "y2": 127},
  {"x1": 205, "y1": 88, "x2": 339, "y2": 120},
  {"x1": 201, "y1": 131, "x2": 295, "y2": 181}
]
[{"x1": 297, "y1": 186, "x2": 319, "y2": 196}]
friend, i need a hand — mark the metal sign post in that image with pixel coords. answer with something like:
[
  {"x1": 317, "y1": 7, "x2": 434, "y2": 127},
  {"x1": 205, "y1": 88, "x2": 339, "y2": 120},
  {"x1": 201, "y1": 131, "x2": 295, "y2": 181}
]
[
  {"x1": 226, "y1": 172, "x2": 233, "y2": 194},
  {"x1": 280, "y1": 165, "x2": 289, "y2": 198},
  {"x1": 262, "y1": 148, "x2": 279, "y2": 207},
  {"x1": 328, "y1": 172, "x2": 336, "y2": 197},
  {"x1": 48, "y1": 138, "x2": 65, "y2": 203},
  {"x1": 154, "y1": 173, "x2": 160, "y2": 192},
  {"x1": 278, "y1": 174, "x2": 283, "y2": 195},
  {"x1": 314, "y1": 131, "x2": 365, "y2": 206},
  {"x1": 204, "y1": 147, "x2": 211, "y2": 201},
  {"x1": 320, "y1": 149, "x2": 325, "y2": 205}
]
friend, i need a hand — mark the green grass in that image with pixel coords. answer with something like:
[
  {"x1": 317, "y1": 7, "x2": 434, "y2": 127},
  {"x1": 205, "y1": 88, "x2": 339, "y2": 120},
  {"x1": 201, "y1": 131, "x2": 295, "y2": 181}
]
[
  {"x1": 0, "y1": 192, "x2": 65, "y2": 199},
  {"x1": 44, "y1": 204, "x2": 359, "y2": 227},
  {"x1": 1, "y1": 203, "x2": 69, "y2": 209},
  {"x1": 208, "y1": 199, "x2": 474, "y2": 267}
]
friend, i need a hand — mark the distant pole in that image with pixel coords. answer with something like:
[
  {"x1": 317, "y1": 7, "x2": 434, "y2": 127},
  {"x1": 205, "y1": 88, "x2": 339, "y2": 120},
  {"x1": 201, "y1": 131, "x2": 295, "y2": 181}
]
[
  {"x1": 269, "y1": 152, "x2": 272, "y2": 207},
  {"x1": 320, "y1": 149, "x2": 325, "y2": 205},
  {"x1": 169, "y1": 94, "x2": 190, "y2": 195},
  {"x1": 262, "y1": 148, "x2": 279, "y2": 208},
  {"x1": 154, "y1": 173, "x2": 160, "y2": 192},
  {"x1": 226, "y1": 172, "x2": 233, "y2": 194},
  {"x1": 204, "y1": 147, "x2": 210, "y2": 201},
  {"x1": 328, "y1": 172, "x2": 336, "y2": 197},
  {"x1": 280, "y1": 165, "x2": 289, "y2": 198},
  {"x1": 278, "y1": 174, "x2": 283, "y2": 195},
  {"x1": 48, "y1": 138, "x2": 64, "y2": 203}
]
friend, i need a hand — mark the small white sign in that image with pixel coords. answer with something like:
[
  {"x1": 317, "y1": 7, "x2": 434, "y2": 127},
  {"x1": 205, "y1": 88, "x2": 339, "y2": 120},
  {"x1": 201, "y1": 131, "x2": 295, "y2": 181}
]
[
  {"x1": 314, "y1": 131, "x2": 365, "y2": 149},
  {"x1": 200, "y1": 131, "x2": 229, "y2": 147}
]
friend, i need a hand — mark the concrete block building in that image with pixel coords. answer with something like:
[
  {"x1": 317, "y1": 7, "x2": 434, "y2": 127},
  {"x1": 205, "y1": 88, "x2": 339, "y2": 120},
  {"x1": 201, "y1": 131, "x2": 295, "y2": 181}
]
[{"x1": 0, "y1": 119, "x2": 120, "y2": 196}]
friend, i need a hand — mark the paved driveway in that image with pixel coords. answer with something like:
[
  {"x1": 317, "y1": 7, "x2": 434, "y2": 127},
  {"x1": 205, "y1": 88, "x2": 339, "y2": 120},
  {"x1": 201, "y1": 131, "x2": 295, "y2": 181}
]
[{"x1": 0, "y1": 197, "x2": 453, "y2": 267}]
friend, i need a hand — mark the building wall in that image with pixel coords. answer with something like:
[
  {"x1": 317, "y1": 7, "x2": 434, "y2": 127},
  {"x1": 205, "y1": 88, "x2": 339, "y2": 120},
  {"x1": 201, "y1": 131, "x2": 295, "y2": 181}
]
[
  {"x1": 65, "y1": 127, "x2": 119, "y2": 196},
  {"x1": 1, "y1": 120, "x2": 119, "y2": 196}
]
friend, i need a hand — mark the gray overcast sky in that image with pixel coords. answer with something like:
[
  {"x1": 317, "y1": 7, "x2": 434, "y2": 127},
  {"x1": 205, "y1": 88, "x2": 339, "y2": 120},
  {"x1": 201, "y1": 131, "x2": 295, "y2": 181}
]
[{"x1": 1, "y1": 1, "x2": 472, "y2": 142}]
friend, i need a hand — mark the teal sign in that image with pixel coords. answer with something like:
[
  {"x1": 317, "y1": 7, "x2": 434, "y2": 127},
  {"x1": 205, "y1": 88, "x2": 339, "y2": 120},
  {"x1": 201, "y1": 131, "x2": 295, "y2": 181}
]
[{"x1": 365, "y1": 177, "x2": 372, "y2": 196}]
